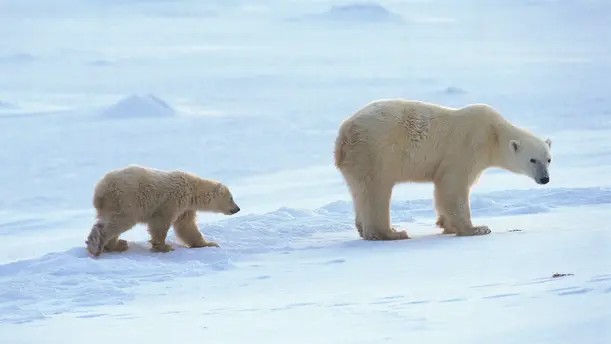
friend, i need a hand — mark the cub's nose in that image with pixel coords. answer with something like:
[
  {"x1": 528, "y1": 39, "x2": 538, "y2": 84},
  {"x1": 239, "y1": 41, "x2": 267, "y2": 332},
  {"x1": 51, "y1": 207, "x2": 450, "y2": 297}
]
[
  {"x1": 230, "y1": 206, "x2": 241, "y2": 214},
  {"x1": 538, "y1": 176, "x2": 550, "y2": 185}
]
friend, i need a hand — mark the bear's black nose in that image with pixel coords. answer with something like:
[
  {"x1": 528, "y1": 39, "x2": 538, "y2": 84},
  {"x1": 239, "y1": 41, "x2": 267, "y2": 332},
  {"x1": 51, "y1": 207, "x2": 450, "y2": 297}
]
[
  {"x1": 230, "y1": 206, "x2": 240, "y2": 214},
  {"x1": 539, "y1": 176, "x2": 549, "y2": 184}
]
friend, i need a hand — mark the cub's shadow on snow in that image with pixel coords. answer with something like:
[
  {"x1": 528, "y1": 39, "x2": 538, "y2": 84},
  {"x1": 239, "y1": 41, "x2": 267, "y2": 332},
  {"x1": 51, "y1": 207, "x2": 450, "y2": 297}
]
[
  {"x1": 0, "y1": 237, "x2": 237, "y2": 325},
  {"x1": 67, "y1": 242, "x2": 233, "y2": 267}
]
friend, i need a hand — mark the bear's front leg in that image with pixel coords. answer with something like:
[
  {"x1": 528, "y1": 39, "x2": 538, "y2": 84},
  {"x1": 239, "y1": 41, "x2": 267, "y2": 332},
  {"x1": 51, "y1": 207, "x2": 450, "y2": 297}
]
[
  {"x1": 434, "y1": 186, "x2": 458, "y2": 235},
  {"x1": 358, "y1": 180, "x2": 410, "y2": 241},
  {"x1": 147, "y1": 214, "x2": 175, "y2": 253},
  {"x1": 434, "y1": 178, "x2": 491, "y2": 237},
  {"x1": 173, "y1": 210, "x2": 220, "y2": 248}
]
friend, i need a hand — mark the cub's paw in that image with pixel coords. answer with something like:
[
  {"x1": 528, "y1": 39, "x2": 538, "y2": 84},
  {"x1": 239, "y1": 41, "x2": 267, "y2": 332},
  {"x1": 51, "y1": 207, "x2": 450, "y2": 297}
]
[
  {"x1": 151, "y1": 243, "x2": 175, "y2": 253},
  {"x1": 105, "y1": 239, "x2": 129, "y2": 252},
  {"x1": 115, "y1": 239, "x2": 129, "y2": 251}
]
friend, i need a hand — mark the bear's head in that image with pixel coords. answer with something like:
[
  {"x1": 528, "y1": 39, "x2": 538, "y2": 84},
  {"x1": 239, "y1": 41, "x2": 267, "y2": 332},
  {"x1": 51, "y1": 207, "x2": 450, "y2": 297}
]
[
  {"x1": 210, "y1": 183, "x2": 241, "y2": 215},
  {"x1": 194, "y1": 180, "x2": 241, "y2": 215},
  {"x1": 505, "y1": 136, "x2": 552, "y2": 185}
]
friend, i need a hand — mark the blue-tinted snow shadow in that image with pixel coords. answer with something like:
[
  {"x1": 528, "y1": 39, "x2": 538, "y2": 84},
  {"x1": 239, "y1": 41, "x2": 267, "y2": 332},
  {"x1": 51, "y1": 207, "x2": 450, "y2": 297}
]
[
  {"x1": 1, "y1": 186, "x2": 609, "y2": 324},
  {"x1": 0, "y1": 243, "x2": 234, "y2": 325}
]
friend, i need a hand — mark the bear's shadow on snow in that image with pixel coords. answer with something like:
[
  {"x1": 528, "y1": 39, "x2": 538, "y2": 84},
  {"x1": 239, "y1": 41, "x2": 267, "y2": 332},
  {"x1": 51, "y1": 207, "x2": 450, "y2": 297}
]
[{"x1": 323, "y1": 231, "x2": 477, "y2": 252}]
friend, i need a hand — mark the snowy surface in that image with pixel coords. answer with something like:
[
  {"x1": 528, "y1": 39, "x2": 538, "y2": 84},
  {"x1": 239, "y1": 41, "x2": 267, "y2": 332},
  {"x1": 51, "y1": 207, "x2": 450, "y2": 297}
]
[
  {"x1": 1, "y1": 0, "x2": 611, "y2": 343},
  {"x1": 98, "y1": 94, "x2": 176, "y2": 119}
]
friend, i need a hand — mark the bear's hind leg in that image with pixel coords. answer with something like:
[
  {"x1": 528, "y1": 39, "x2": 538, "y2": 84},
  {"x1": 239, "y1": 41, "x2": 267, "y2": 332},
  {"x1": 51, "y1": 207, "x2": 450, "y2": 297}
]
[
  {"x1": 359, "y1": 180, "x2": 409, "y2": 241},
  {"x1": 434, "y1": 177, "x2": 491, "y2": 236},
  {"x1": 345, "y1": 176, "x2": 365, "y2": 238},
  {"x1": 147, "y1": 213, "x2": 175, "y2": 252},
  {"x1": 173, "y1": 210, "x2": 219, "y2": 248}
]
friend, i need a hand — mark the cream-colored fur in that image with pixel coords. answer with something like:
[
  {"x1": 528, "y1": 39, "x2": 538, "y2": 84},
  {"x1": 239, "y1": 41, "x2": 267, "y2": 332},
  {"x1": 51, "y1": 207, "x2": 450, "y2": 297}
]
[
  {"x1": 85, "y1": 165, "x2": 241, "y2": 257},
  {"x1": 334, "y1": 99, "x2": 552, "y2": 240}
]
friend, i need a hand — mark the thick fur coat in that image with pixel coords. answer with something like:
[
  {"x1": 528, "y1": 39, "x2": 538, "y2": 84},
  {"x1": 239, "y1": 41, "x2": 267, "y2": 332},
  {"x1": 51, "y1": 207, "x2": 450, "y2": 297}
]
[
  {"x1": 334, "y1": 99, "x2": 552, "y2": 240},
  {"x1": 86, "y1": 165, "x2": 240, "y2": 256}
]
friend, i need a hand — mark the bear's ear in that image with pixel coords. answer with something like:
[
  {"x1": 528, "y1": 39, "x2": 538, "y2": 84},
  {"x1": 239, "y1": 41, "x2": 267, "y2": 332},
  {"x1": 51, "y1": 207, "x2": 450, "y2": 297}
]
[
  {"x1": 545, "y1": 138, "x2": 552, "y2": 148},
  {"x1": 509, "y1": 140, "x2": 520, "y2": 153}
]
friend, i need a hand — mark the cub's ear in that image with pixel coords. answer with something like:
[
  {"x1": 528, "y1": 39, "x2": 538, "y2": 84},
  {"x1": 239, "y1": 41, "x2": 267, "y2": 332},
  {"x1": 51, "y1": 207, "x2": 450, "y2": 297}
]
[
  {"x1": 509, "y1": 140, "x2": 520, "y2": 152},
  {"x1": 545, "y1": 138, "x2": 552, "y2": 148}
]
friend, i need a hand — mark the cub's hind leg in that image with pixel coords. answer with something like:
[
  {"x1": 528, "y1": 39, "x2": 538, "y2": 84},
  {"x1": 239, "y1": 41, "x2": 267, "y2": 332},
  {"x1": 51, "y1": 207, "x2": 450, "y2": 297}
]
[{"x1": 86, "y1": 215, "x2": 135, "y2": 257}]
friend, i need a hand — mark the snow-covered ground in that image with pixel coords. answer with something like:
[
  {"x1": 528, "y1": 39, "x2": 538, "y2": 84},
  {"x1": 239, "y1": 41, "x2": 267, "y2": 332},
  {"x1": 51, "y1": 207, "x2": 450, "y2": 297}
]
[{"x1": 1, "y1": 0, "x2": 610, "y2": 343}]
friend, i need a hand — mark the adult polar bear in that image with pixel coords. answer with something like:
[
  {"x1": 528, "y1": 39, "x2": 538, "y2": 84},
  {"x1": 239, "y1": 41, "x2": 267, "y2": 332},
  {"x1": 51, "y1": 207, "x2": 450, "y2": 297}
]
[{"x1": 334, "y1": 99, "x2": 552, "y2": 240}]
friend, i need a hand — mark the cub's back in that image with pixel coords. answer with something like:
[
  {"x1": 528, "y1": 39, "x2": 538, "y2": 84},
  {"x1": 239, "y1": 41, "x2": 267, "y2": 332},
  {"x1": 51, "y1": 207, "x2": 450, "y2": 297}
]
[{"x1": 93, "y1": 165, "x2": 183, "y2": 213}]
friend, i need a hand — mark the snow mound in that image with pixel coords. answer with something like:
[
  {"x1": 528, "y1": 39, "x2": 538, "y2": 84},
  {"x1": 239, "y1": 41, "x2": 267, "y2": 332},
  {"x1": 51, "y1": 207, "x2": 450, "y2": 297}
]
[
  {"x1": 88, "y1": 59, "x2": 113, "y2": 67},
  {"x1": 0, "y1": 53, "x2": 37, "y2": 64},
  {"x1": 0, "y1": 100, "x2": 16, "y2": 109},
  {"x1": 440, "y1": 86, "x2": 467, "y2": 95},
  {"x1": 98, "y1": 94, "x2": 176, "y2": 119},
  {"x1": 302, "y1": 3, "x2": 402, "y2": 23}
]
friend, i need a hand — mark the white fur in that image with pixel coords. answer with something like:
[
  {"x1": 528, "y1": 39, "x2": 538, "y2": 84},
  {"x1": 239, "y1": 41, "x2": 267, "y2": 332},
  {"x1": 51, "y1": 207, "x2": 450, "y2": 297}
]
[{"x1": 334, "y1": 99, "x2": 552, "y2": 240}]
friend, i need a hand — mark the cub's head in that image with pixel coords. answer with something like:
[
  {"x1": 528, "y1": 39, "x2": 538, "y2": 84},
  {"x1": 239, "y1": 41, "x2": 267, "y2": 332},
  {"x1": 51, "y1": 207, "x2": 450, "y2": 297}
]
[
  {"x1": 194, "y1": 180, "x2": 241, "y2": 215},
  {"x1": 506, "y1": 136, "x2": 552, "y2": 185},
  {"x1": 211, "y1": 183, "x2": 241, "y2": 215}
]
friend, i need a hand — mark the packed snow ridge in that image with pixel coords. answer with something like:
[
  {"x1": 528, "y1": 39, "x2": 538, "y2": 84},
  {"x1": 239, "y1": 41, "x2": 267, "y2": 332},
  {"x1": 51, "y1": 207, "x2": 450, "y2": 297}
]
[{"x1": 98, "y1": 94, "x2": 176, "y2": 119}]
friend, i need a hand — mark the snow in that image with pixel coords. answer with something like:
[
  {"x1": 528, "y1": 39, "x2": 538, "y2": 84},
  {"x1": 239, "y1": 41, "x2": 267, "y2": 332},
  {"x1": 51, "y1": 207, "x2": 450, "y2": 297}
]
[
  {"x1": 1, "y1": 0, "x2": 610, "y2": 343},
  {"x1": 98, "y1": 94, "x2": 176, "y2": 119},
  {"x1": 296, "y1": 3, "x2": 404, "y2": 23}
]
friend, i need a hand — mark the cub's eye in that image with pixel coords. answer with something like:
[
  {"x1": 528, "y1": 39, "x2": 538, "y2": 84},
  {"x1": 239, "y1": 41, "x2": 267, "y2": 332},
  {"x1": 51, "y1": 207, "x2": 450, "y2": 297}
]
[
  {"x1": 547, "y1": 159, "x2": 551, "y2": 163},
  {"x1": 530, "y1": 158, "x2": 536, "y2": 163}
]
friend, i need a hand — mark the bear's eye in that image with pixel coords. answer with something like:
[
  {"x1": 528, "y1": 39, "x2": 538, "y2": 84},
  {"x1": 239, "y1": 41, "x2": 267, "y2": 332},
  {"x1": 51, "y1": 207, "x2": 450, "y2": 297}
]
[
  {"x1": 547, "y1": 159, "x2": 551, "y2": 163},
  {"x1": 530, "y1": 158, "x2": 536, "y2": 163}
]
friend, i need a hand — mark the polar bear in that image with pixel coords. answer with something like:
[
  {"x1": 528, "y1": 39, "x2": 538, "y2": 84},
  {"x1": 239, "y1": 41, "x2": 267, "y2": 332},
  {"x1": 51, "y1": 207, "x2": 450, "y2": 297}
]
[
  {"x1": 85, "y1": 165, "x2": 241, "y2": 257},
  {"x1": 334, "y1": 99, "x2": 552, "y2": 240}
]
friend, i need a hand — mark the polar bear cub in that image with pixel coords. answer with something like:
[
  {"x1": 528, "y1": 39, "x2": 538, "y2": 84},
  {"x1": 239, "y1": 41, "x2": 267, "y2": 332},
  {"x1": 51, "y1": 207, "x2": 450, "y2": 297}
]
[{"x1": 86, "y1": 165, "x2": 241, "y2": 256}]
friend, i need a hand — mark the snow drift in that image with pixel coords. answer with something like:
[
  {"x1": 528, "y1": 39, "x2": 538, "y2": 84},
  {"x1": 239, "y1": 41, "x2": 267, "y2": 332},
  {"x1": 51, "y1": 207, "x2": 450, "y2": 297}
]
[{"x1": 98, "y1": 94, "x2": 176, "y2": 119}]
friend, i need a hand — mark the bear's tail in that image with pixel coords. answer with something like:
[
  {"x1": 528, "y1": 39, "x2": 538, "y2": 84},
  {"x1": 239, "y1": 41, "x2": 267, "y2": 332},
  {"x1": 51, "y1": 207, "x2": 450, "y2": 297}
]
[
  {"x1": 93, "y1": 194, "x2": 104, "y2": 209},
  {"x1": 334, "y1": 126, "x2": 348, "y2": 168}
]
